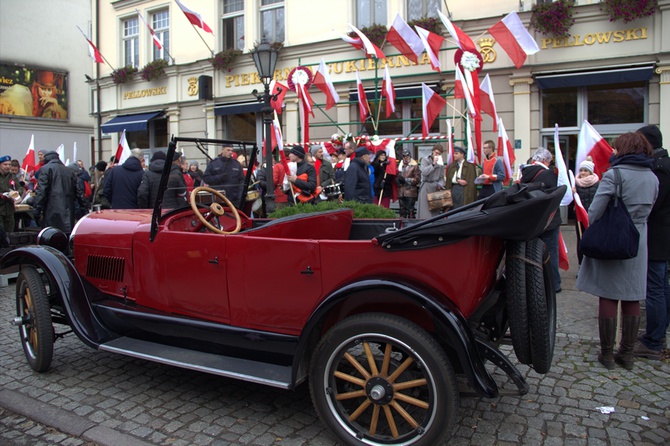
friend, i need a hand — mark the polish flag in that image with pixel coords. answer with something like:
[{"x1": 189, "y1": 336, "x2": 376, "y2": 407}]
[
  {"x1": 77, "y1": 27, "x2": 104, "y2": 63},
  {"x1": 437, "y1": 9, "x2": 477, "y2": 53},
  {"x1": 22, "y1": 135, "x2": 36, "y2": 179},
  {"x1": 137, "y1": 9, "x2": 163, "y2": 50},
  {"x1": 115, "y1": 130, "x2": 131, "y2": 164},
  {"x1": 576, "y1": 120, "x2": 613, "y2": 179},
  {"x1": 421, "y1": 83, "x2": 445, "y2": 138},
  {"x1": 312, "y1": 59, "x2": 340, "y2": 110},
  {"x1": 558, "y1": 230, "x2": 569, "y2": 271},
  {"x1": 381, "y1": 66, "x2": 396, "y2": 118},
  {"x1": 356, "y1": 71, "x2": 370, "y2": 123},
  {"x1": 570, "y1": 170, "x2": 589, "y2": 229},
  {"x1": 465, "y1": 117, "x2": 476, "y2": 164},
  {"x1": 175, "y1": 0, "x2": 213, "y2": 34},
  {"x1": 269, "y1": 80, "x2": 288, "y2": 115},
  {"x1": 348, "y1": 24, "x2": 386, "y2": 59},
  {"x1": 455, "y1": 65, "x2": 477, "y2": 117},
  {"x1": 497, "y1": 118, "x2": 515, "y2": 183},
  {"x1": 56, "y1": 144, "x2": 66, "y2": 163},
  {"x1": 488, "y1": 11, "x2": 540, "y2": 69},
  {"x1": 446, "y1": 119, "x2": 454, "y2": 165},
  {"x1": 479, "y1": 74, "x2": 498, "y2": 131},
  {"x1": 271, "y1": 110, "x2": 283, "y2": 153},
  {"x1": 386, "y1": 13, "x2": 423, "y2": 64},
  {"x1": 297, "y1": 83, "x2": 314, "y2": 145},
  {"x1": 554, "y1": 124, "x2": 573, "y2": 206},
  {"x1": 336, "y1": 31, "x2": 364, "y2": 51},
  {"x1": 415, "y1": 26, "x2": 444, "y2": 72}
]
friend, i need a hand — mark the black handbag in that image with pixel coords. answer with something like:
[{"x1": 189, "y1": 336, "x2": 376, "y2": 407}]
[{"x1": 580, "y1": 168, "x2": 640, "y2": 260}]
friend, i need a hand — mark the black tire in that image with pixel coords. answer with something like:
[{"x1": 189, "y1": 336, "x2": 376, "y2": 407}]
[
  {"x1": 505, "y1": 241, "x2": 532, "y2": 365},
  {"x1": 525, "y1": 239, "x2": 557, "y2": 374},
  {"x1": 309, "y1": 313, "x2": 459, "y2": 446},
  {"x1": 16, "y1": 266, "x2": 54, "y2": 372}
]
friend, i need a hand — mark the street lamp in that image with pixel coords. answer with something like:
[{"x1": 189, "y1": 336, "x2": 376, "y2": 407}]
[{"x1": 250, "y1": 39, "x2": 280, "y2": 214}]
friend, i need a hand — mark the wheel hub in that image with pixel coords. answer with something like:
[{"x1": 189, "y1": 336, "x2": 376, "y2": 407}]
[{"x1": 365, "y1": 376, "x2": 394, "y2": 405}]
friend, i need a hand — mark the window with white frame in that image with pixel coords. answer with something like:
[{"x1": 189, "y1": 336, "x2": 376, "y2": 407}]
[
  {"x1": 223, "y1": 0, "x2": 245, "y2": 50},
  {"x1": 356, "y1": 0, "x2": 387, "y2": 27},
  {"x1": 152, "y1": 10, "x2": 170, "y2": 62},
  {"x1": 406, "y1": 0, "x2": 439, "y2": 21},
  {"x1": 260, "y1": 0, "x2": 284, "y2": 43},
  {"x1": 123, "y1": 17, "x2": 140, "y2": 68}
]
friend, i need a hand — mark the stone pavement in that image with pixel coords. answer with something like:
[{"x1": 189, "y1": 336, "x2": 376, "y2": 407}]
[{"x1": 0, "y1": 228, "x2": 669, "y2": 445}]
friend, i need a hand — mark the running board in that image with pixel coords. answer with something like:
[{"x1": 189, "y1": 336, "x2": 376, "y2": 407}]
[{"x1": 99, "y1": 337, "x2": 292, "y2": 389}]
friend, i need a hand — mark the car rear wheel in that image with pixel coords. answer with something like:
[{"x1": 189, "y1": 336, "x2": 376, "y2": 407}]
[
  {"x1": 506, "y1": 240, "x2": 532, "y2": 365},
  {"x1": 309, "y1": 313, "x2": 458, "y2": 446},
  {"x1": 16, "y1": 266, "x2": 53, "y2": 372}
]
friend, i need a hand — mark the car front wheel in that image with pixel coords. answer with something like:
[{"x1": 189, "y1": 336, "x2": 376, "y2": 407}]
[
  {"x1": 309, "y1": 313, "x2": 458, "y2": 446},
  {"x1": 16, "y1": 266, "x2": 53, "y2": 372}
]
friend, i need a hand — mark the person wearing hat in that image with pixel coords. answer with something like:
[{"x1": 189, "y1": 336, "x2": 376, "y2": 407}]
[
  {"x1": 343, "y1": 146, "x2": 373, "y2": 203},
  {"x1": 573, "y1": 156, "x2": 600, "y2": 266},
  {"x1": 287, "y1": 145, "x2": 318, "y2": 203},
  {"x1": 137, "y1": 151, "x2": 167, "y2": 209},
  {"x1": 445, "y1": 146, "x2": 477, "y2": 209},
  {"x1": 417, "y1": 144, "x2": 446, "y2": 219},
  {"x1": 396, "y1": 150, "x2": 420, "y2": 218},
  {"x1": 0, "y1": 155, "x2": 18, "y2": 232},
  {"x1": 103, "y1": 148, "x2": 145, "y2": 209},
  {"x1": 188, "y1": 161, "x2": 204, "y2": 188},
  {"x1": 30, "y1": 71, "x2": 67, "y2": 119},
  {"x1": 162, "y1": 152, "x2": 188, "y2": 209},
  {"x1": 203, "y1": 145, "x2": 244, "y2": 206},
  {"x1": 634, "y1": 124, "x2": 670, "y2": 360},
  {"x1": 91, "y1": 160, "x2": 110, "y2": 210}
]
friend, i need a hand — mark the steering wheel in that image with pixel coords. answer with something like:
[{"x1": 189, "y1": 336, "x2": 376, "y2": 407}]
[{"x1": 189, "y1": 186, "x2": 242, "y2": 234}]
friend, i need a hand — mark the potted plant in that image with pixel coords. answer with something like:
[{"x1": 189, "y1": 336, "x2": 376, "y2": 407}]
[
  {"x1": 348, "y1": 24, "x2": 388, "y2": 49},
  {"x1": 407, "y1": 16, "x2": 442, "y2": 35},
  {"x1": 600, "y1": 0, "x2": 658, "y2": 23},
  {"x1": 111, "y1": 65, "x2": 138, "y2": 84},
  {"x1": 530, "y1": 0, "x2": 575, "y2": 38},
  {"x1": 139, "y1": 59, "x2": 168, "y2": 81},
  {"x1": 210, "y1": 48, "x2": 243, "y2": 72}
]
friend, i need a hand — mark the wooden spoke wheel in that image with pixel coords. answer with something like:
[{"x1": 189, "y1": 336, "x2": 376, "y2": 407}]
[
  {"x1": 189, "y1": 186, "x2": 241, "y2": 234},
  {"x1": 16, "y1": 266, "x2": 53, "y2": 372}
]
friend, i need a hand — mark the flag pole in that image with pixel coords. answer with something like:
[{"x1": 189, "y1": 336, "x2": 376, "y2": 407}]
[
  {"x1": 76, "y1": 25, "x2": 116, "y2": 72},
  {"x1": 189, "y1": 24, "x2": 214, "y2": 56},
  {"x1": 446, "y1": 101, "x2": 467, "y2": 119}
]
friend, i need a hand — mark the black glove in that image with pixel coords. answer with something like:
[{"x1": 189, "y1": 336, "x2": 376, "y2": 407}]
[{"x1": 397, "y1": 176, "x2": 405, "y2": 185}]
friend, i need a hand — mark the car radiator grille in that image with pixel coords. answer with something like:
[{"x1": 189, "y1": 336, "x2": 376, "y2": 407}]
[{"x1": 86, "y1": 255, "x2": 125, "y2": 282}]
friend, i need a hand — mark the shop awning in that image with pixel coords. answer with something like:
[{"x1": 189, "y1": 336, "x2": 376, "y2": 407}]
[
  {"x1": 101, "y1": 111, "x2": 164, "y2": 134},
  {"x1": 535, "y1": 66, "x2": 655, "y2": 89},
  {"x1": 214, "y1": 102, "x2": 264, "y2": 116}
]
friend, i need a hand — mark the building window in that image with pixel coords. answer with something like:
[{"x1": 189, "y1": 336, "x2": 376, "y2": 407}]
[
  {"x1": 356, "y1": 0, "x2": 387, "y2": 27},
  {"x1": 222, "y1": 0, "x2": 245, "y2": 50},
  {"x1": 260, "y1": 0, "x2": 284, "y2": 43},
  {"x1": 123, "y1": 17, "x2": 139, "y2": 68},
  {"x1": 152, "y1": 10, "x2": 170, "y2": 62},
  {"x1": 406, "y1": 0, "x2": 439, "y2": 21}
]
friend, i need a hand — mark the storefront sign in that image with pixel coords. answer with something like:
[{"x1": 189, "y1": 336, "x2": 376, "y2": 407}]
[
  {"x1": 541, "y1": 27, "x2": 647, "y2": 50},
  {"x1": 123, "y1": 87, "x2": 167, "y2": 100}
]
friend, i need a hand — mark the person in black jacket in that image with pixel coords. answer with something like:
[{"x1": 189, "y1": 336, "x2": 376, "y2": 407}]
[
  {"x1": 344, "y1": 147, "x2": 373, "y2": 204},
  {"x1": 203, "y1": 145, "x2": 244, "y2": 206},
  {"x1": 520, "y1": 147, "x2": 562, "y2": 293},
  {"x1": 162, "y1": 153, "x2": 188, "y2": 209},
  {"x1": 286, "y1": 145, "x2": 317, "y2": 204},
  {"x1": 103, "y1": 148, "x2": 145, "y2": 209},
  {"x1": 137, "y1": 151, "x2": 166, "y2": 209}
]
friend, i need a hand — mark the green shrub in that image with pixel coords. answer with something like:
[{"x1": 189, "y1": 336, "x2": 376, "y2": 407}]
[{"x1": 268, "y1": 201, "x2": 397, "y2": 219}]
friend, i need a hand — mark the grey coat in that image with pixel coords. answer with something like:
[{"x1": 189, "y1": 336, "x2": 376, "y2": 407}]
[
  {"x1": 576, "y1": 165, "x2": 658, "y2": 300},
  {"x1": 417, "y1": 154, "x2": 446, "y2": 219}
]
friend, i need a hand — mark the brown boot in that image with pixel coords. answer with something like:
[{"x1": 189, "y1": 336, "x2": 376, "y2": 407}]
[
  {"x1": 598, "y1": 317, "x2": 616, "y2": 369},
  {"x1": 615, "y1": 315, "x2": 640, "y2": 370}
]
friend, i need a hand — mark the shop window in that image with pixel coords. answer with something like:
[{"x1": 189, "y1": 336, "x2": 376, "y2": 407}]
[
  {"x1": 356, "y1": 0, "x2": 387, "y2": 28},
  {"x1": 127, "y1": 119, "x2": 168, "y2": 150},
  {"x1": 152, "y1": 10, "x2": 170, "y2": 62},
  {"x1": 541, "y1": 88, "x2": 577, "y2": 128},
  {"x1": 223, "y1": 0, "x2": 245, "y2": 51},
  {"x1": 406, "y1": 0, "x2": 439, "y2": 21},
  {"x1": 123, "y1": 17, "x2": 139, "y2": 68},
  {"x1": 224, "y1": 112, "x2": 257, "y2": 142},
  {"x1": 260, "y1": 0, "x2": 284, "y2": 43}
]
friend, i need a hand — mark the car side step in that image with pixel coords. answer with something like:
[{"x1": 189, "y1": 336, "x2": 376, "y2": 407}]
[{"x1": 99, "y1": 337, "x2": 292, "y2": 389}]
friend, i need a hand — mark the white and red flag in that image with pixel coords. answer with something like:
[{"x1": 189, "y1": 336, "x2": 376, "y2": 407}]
[
  {"x1": 576, "y1": 120, "x2": 613, "y2": 179},
  {"x1": 437, "y1": 9, "x2": 477, "y2": 53},
  {"x1": 21, "y1": 135, "x2": 36, "y2": 179},
  {"x1": 466, "y1": 117, "x2": 476, "y2": 164},
  {"x1": 570, "y1": 169, "x2": 590, "y2": 230},
  {"x1": 337, "y1": 31, "x2": 364, "y2": 51},
  {"x1": 386, "y1": 13, "x2": 424, "y2": 64},
  {"x1": 554, "y1": 124, "x2": 573, "y2": 207},
  {"x1": 269, "y1": 80, "x2": 288, "y2": 115},
  {"x1": 558, "y1": 231, "x2": 569, "y2": 271},
  {"x1": 454, "y1": 65, "x2": 477, "y2": 118},
  {"x1": 347, "y1": 24, "x2": 386, "y2": 59},
  {"x1": 479, "y1": 74, "x2": 499, "y2": 131},
  {"x1": 415, "y1": 26, "x2": 444, "y2": 72},
  {"x1": 137, "y1": 9, "x2": 163, "y2": 50},
  {"x1": 77, "y1": 26, "x2": 104, "y2": 63},
  {"x1": 312, "y1": 59, "x2": 340, "y2": 110},
  {"x1": 497, "y1": 118, "x2": 515, "y2": 183},
  {"x1": 421, "y1": 83, "x2": 445, "y2": 138},
  {"x1": 271, "y1": 110, "x2": 283, "y2": 153},
  {"x1": 297, "y1": 83, "x2": 314, "y2": 145},
  {"x1": 488, "y1": 11, "x2": 539, "y2": 69},
  {"x1": 445, "y1": 119, "x2": 454, "y2": 165},
  {"x1": 175, "y1": 0, "x2": 213, "y2": 34},
  {"x1": 115, "y1": 130, "x2": 131, "y2": 164},
  {"x1": 381, "y1": 66, "x2": 396, "y2": 118},
  {"x1": 356, "y1": 71, "x2": 370, "y2": 123}
]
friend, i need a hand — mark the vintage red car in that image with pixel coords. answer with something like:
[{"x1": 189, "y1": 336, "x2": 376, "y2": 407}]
[{"x1": 2, "y1": 137, "x2": 564, "y2": 446}]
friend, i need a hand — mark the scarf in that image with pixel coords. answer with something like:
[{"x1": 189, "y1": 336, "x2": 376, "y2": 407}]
[
  {"x1": 575, "y1": 172, "x2": 599, "y2": 188},
  {"x1": 609, "y1": 153, "x2": 654, "y2": 168}
]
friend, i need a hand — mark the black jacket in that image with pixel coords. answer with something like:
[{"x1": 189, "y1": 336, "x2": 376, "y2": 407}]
[
  {"x1": 103, "y1": 156, "x2": 144, "y2": 209},
  {"x1": 648, "y1": 148, "x2": 670, "y2": 260},
  {"x1": 203, "y1": 156, "x2": 244, "y2": 205},
  {"x1": 137, "y1": 160, "x2": 165, "y2": 209},
  {"x1": 344, "y1": 158, "x2": 372, "y2": 203},
  {"x1": 163, "y1": 163, "x2": 188, "y2": 209},
  {"x1": 293, "y1": 160, "x2": 317, "y2": 195},
  {"x1": 520, "y1": 163, "x2": 561, "y2": 231}
]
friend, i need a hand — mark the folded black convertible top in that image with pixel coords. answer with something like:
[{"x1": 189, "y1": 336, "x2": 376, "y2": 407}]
[{"x1": 375, "y1": 183, "x2": 567, "y2": 251}]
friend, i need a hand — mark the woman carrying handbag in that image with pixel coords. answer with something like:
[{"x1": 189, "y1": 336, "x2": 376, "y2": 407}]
[{"x1": 576, "y1": 132, "x2": 658, "y2": 371}]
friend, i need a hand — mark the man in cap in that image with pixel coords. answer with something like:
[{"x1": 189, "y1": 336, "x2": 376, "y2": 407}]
[
  {"x1": 103, "y1": 148, "x2": 145, "y2": 209},
  {"x1": 344, "y1": 146, "x2": 373, "y2": 203},
  {"x1": 396, "y1": 150, "x2": 420, "y2": 218},
  {"x1": 203, "y1": 145, "x2": 245, "y2": 206},
  {"x1": 287, "y1": 145, "x2": 317, "y2": 203},
  {"x1": 445, "y1": 146, "x2": 477, "y2": 209}
]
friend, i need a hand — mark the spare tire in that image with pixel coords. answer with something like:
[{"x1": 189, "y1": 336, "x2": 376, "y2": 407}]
[
  {"x1": 505, "y1": 240, "x2": 531, "y2": 365},
  {"x1": 525, "y1": 238, "x2": 557, "y2": 374}
]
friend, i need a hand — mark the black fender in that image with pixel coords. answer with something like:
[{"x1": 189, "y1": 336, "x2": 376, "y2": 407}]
[
  {"x1": 293, "y1": 279, "x2": 499, "y2": 398},
  {"x1": 1, "y1": 246, "x2": 116, "y2": 349}
]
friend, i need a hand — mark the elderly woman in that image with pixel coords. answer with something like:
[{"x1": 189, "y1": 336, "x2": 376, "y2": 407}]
[
  {"x1": 417, "y1": 144, "x2": 446, "y2": 219},
  {"x1": 576, "y1": 132, "x2": 658, "y2": 370}
]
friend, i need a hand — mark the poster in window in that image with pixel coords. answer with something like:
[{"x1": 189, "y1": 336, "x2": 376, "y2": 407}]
[{"x1": 0, "y1": 63, "x2": 68, "y2": 121}]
